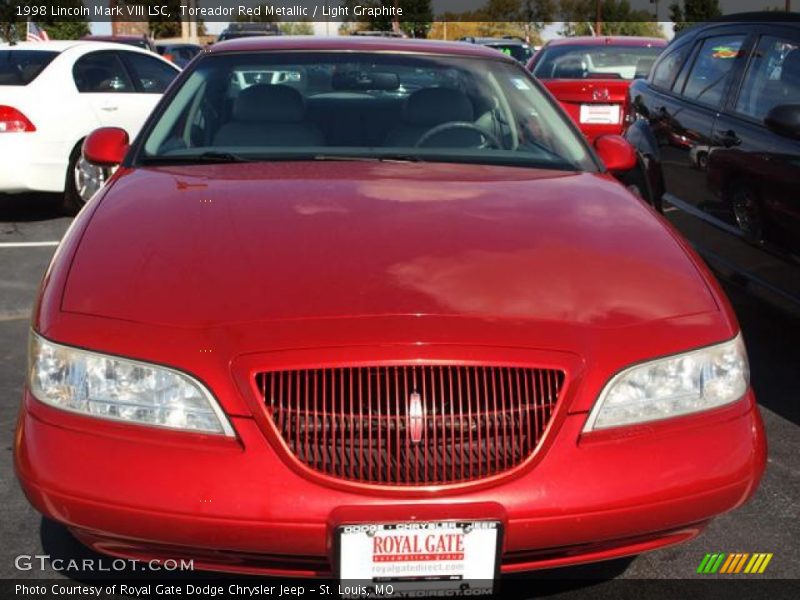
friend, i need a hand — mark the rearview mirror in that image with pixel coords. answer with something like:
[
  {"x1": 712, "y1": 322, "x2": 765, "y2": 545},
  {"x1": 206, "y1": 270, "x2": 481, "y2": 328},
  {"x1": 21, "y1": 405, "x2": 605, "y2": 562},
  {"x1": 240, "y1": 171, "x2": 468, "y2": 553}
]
[
  {"x1": 83, "y1": 127, "x2": 129, "y2": 167},
  {"x1": 593, "y1": 134, "x2": 637, "y2": 172},
  {"x1": 764, "y1": 104, "x2": 800, "y2": 140}
]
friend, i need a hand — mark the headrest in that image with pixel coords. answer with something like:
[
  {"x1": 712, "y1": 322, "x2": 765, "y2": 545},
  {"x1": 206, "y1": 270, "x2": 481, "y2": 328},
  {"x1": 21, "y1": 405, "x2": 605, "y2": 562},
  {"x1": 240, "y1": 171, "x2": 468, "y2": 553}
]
[
  {"x1": 403, "y1": 88, "x2": 474, "y2": 126},
  {"x1": 554, "y1": 58, "x2": 585, "y2": 79},
  {"x1": 233, "y1": 84, "x2": 305, "y2": 122}
]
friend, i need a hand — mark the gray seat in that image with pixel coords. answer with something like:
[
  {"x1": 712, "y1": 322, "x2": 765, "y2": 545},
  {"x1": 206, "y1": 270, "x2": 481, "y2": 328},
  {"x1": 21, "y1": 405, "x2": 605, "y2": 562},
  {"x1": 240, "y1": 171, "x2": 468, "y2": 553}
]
[
  {"x1": 214, "y1": 84, "x2": 324, "y2": 147},
  {"x1": 384, "y1": 87, "x2": 474, "y2": 147}
]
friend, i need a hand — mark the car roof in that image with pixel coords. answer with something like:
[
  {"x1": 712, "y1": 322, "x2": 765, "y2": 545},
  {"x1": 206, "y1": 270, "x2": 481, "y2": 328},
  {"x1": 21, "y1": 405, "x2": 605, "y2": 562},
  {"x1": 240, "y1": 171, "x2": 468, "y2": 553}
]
[
  {"x1": 545, "y1": 36, "x2": 667, "y2": 47},
  {"x1": 466, "y1": 37, "x2": 528, "y2": 45},
  {"x1": 83, "y1": 35, "x2": 150, "y2": 41},
  {"x1": 208, "y1": 35, "x2": 517, "y2": 61},
  {"x1": 0, "y1": 40, "x2": 84, "y2": 52},
  {"x1": 0, "y1": 40, "x2": 173, "y2": 61}
]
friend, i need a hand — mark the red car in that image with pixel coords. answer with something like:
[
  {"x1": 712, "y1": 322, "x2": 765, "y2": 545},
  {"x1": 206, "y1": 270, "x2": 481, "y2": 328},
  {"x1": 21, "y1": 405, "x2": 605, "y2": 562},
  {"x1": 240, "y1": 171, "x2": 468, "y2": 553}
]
[
  {"x1": 15, "y1": 37, "x2": 764, "y2": 585},
  {"x1": 528, "y1": 36, "x2": 667, "y2": 142}
]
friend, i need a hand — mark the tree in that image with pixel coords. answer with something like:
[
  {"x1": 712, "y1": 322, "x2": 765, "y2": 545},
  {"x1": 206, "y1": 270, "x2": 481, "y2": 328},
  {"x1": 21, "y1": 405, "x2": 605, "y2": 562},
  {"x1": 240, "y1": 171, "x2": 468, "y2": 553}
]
[
  {"x1": 427, "y1": 0, "x2": 553, "y2": 43},
  {"x1": 279, "y1": 21, "x2": 314, "y2": 35},
  {"x1": 669, "y1": 0, "x2": 722, "y2": 33},
  {"x1": 399, "y1": 0, "x2": 433, "y2": 38},
  {"x1": 1, "y1": 0, "x2": 89, "y2": 43},
  {"x1": 561, "y1": 0, "x2": 664, "y2": 37},
  {"x1": 235, "y1": 2, "x2": 279, "y2": 22},
  {"x1": 340, "y1": 0, "x2": 433, "y2": 38}
]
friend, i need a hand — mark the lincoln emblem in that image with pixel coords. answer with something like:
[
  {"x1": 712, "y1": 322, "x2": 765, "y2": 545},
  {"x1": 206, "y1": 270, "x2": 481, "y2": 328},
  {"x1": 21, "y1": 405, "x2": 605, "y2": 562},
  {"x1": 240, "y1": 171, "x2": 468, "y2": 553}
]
[{"x1": 408, "y1": 392, "x2": 424, "y2": 444}]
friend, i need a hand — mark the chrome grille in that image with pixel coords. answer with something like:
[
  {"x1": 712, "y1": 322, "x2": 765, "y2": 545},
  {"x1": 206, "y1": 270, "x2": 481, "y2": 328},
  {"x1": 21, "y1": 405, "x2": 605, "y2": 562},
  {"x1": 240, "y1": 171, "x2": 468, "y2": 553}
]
[{"x1": 258, "y1": 365, "x2": 564, "y2": 486}]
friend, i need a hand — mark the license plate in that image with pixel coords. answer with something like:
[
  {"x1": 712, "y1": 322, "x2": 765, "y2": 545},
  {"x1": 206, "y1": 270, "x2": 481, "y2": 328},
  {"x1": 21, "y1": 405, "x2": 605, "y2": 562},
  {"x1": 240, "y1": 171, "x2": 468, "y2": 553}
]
[
  {"x1": 580, "y1": 104, "x2": 620, "y2": 124},
  {"x1": 337, "y1": 521, "x2": 500, "y2": 583}
]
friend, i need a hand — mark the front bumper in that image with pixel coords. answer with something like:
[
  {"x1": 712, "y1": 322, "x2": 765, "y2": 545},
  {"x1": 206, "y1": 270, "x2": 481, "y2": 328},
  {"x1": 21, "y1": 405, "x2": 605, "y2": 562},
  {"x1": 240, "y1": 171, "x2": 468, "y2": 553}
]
[{"x1": 15, "y1": 387, "x2": 766, "y2": 576}]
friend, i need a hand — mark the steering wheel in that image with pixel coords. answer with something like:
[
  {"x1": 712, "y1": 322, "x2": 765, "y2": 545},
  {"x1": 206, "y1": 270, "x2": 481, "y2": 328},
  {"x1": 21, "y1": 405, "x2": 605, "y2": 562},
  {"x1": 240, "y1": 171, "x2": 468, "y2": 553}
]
[{"x1": 415, "y1": 122, "x2": 502, "y2": 150}]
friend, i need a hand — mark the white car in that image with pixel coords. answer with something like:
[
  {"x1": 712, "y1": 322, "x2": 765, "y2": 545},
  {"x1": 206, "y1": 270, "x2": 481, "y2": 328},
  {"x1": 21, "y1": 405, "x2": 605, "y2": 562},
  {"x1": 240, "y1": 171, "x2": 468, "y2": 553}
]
[{"x1": 0, "y1": 40, "x2": 180, "y2": 211}]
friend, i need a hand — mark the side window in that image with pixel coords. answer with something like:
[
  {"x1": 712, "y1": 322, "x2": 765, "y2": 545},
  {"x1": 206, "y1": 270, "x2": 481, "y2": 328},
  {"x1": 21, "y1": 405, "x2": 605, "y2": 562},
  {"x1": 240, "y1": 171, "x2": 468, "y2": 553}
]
[
  {"x1": 735, "y1": 35, "x2": 800, "y2": 121},
  {"x1": 121, "y1": 52, "x2": 177, "y2": 93},
  {"x1": 681, "y1": 35, "x2": 746, "y2": 107},
  {"x1": 72, "y1": 51, "x2": 134, "y2": 93},
  {"x1": 651, "y1": 43, "x2": 691, "y2": 90}
]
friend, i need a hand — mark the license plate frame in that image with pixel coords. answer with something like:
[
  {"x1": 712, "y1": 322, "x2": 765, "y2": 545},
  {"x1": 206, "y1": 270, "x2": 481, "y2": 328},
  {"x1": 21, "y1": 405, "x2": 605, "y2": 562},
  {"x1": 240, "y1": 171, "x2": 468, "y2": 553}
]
[{"x1": 335, "y1": 520, "x2": 502, "y2": 584}]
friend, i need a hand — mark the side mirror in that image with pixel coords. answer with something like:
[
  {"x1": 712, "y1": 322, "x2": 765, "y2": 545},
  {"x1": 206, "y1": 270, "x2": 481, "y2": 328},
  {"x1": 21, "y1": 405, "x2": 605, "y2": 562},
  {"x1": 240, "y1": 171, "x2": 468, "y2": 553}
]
[
  {"x1": 83, "y1": 127, "x2": 129, "y2": 167},
  {"x1": 594, "y1": 134, "x2": 637, "y2": 172},
  {"x1": 764, "y1": 104, "x2": 800, "y2": 140}
]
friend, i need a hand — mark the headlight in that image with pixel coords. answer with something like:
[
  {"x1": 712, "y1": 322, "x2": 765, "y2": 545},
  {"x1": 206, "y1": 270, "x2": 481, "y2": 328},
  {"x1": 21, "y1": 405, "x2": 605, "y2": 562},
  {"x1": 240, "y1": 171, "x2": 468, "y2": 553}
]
[
  {"x1": 28, "y1": 332, "x2": 234, "y2": 436},
  {"x1": 584, "y1": 334, "x2": 749, "y2": 431}
]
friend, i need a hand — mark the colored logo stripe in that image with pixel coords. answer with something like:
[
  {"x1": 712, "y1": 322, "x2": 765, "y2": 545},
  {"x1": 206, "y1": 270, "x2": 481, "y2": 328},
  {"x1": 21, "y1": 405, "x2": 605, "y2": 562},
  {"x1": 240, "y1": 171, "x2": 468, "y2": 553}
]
[{"x1": 698, "y1": 553, "x2": 773, "y2": 574}]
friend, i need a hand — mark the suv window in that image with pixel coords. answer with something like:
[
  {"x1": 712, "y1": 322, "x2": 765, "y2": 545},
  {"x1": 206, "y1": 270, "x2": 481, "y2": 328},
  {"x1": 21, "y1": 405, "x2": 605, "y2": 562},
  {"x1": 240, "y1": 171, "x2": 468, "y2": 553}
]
[
  {"x1": 651, "y1": 43, "x2": 691, "y2": 90},
  {"x1": 121, "y1": 52, "x2": 177, "y2": 93},
  {"x1": 681, "y1": 35, "x2": 746, "y2": 107},
  {"x1": 73, "y1": 52, "x2": 134, "y2": 93},
  {"x1": 735, "y1": 35, "x2": 800, "y2": 121}
]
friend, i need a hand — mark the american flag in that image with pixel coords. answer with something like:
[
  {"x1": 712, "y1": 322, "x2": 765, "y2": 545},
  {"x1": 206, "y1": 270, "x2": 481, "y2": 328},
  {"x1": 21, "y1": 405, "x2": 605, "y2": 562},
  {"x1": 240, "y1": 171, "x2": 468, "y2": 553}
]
[{"x1": 26, "y1": 21, "x2": 50, "y2": 42}]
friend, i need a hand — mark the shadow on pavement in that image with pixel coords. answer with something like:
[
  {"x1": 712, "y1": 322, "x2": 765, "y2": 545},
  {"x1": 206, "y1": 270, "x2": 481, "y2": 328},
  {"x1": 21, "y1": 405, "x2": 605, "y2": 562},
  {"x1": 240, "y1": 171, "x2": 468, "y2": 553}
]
[
  {"x1": 722, "y1": 281, "x2": 800, "y2": 427},
  {"x1": 0, "y1": 193, "x2": 64, "y2": 223}
]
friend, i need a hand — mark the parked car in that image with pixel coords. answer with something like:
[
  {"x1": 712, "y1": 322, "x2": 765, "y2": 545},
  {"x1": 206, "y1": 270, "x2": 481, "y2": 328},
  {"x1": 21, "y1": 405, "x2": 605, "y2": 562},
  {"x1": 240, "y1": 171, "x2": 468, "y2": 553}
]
[
  {"x1": 217, "y1": 22, "x2": 280, "y2": 42},
  {"x1": 81, "y1": 34, "x2": 157, "y2": 53},
  {"x1": 528, "y1": 36, "x2": 667, "y2": 142},
  {"x1": 626, "y1": 14, "x2": 800, "y2": 310},
  {"x1": 15, "y1": 36, "x2": 764, "y2": 585},
  {"x1": 0, "y1": 40, "x2": 179, "y2": 211},
  {"x1": 155, "y1": 42, "x2": 202, "y2": 69},
  {"x1": 459, "y1": 36, "x2": 534, "y2": 64},
  {"x1": 352, "y1": 30, "x2": 407, "y2": 38}
]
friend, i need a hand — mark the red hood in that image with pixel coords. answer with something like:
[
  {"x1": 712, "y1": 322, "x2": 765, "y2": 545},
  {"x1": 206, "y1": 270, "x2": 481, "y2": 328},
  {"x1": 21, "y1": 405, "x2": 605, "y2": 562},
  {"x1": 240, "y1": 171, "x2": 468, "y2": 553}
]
[{"x1": 62, "y1": 162, "x2": 716, "y2": 329}]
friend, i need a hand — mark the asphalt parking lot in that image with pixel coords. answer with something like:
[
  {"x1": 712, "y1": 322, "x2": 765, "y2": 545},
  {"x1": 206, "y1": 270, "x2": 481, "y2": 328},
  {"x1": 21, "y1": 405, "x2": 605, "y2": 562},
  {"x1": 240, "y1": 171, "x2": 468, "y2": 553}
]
[{"x1": 1, "y1": 192, "x2": 798, "y2": 589}]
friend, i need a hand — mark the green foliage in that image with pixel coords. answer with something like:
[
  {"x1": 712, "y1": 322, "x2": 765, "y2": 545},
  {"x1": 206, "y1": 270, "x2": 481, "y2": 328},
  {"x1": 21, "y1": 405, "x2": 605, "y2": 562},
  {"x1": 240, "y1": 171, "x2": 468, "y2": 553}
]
[
  {"x1": 340, "y1": 0, "x2": 432, "y2": 38},
  {"x1": 119, "y1": 1, "x2": 206, "y2": 38},
  {"x1": 425, "y1": 0, "x2": 554, "y2": 43},
  {"x1": 669, "y1": 0, "x2": 722, "y2": 33},
  {"x1": 235, "y1": 2, "x2": 279, "y2": 22},
  {"x1": 1, "y1": 0, "x2": 88, "y2": 42},
  {"x1": 279, "y1": 21, "x2": 314, "y2": 35},
  {"x1": 560, "y1": 0, "x2": 664, "y2": 37}
]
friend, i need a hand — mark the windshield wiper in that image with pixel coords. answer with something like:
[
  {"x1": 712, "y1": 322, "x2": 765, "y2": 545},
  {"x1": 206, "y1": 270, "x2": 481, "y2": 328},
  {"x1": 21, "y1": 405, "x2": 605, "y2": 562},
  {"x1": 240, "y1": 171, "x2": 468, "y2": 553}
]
[
  {"x1": 312, "y1": 153, "x2": 424, "y2": 163},
  {"x1": 140, "y1": 151, "x2": 255, "y2": 165}
]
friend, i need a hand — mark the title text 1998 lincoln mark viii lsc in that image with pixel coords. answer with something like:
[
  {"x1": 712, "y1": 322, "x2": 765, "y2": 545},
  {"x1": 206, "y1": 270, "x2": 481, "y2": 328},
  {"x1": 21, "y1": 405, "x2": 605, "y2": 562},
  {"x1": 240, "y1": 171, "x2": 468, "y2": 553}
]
[{"x1": 15, "y1": 37, "x2": 765, "y2": 581}]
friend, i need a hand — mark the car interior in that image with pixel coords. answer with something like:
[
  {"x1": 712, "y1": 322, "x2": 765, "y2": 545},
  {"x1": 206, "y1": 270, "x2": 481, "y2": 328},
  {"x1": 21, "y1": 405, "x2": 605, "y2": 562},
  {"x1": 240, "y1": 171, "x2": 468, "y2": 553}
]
[
  {"x1": 203, "y1": 67, "x2": 509, "y2": 150},
  {"x1": 142, "y1": 53, "x2": 591, "y2": 172}
]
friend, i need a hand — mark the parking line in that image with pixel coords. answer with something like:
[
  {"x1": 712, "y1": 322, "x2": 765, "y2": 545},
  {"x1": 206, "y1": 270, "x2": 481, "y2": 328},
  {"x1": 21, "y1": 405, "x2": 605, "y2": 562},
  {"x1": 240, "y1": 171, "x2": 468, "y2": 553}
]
[{"x1": 0, "y1": 241, "x2": 60, "y2": 248}]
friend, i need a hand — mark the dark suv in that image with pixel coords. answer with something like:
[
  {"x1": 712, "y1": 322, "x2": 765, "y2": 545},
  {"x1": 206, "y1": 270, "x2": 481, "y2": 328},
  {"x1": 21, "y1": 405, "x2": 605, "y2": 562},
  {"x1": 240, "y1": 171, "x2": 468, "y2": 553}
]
[{"x1": 627, "y1": 14, "x2": 800, "y2": 310}]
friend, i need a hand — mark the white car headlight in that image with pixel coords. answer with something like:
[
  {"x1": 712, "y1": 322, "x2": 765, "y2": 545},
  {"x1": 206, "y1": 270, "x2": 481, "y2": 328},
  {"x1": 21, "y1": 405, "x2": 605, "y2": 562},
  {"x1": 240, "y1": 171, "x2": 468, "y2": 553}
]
[
  {"x1": 584, "y1": 334, "x2": 749, "y2": 431},
  {"x1": 28, "y1": 332, "x2": 234, "y2": 436}
]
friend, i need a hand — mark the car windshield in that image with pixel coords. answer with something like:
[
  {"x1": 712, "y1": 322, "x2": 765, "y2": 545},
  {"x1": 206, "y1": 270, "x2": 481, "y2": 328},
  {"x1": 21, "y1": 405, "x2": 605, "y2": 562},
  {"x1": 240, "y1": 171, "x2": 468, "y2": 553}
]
[
  {"x1": 140, "y1": 51, "x2": 594, "y2": 171},
  {"x1": 0, "y1": 50, "x2": 58, "y2": 85},
  {"x1": 534, "y1": 44, "x2": 664, "y2": 80}
]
